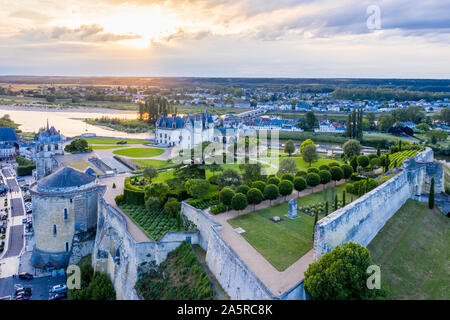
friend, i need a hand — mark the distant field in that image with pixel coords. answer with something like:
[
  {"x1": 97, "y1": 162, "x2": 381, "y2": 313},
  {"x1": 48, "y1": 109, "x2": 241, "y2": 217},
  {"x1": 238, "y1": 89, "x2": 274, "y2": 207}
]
[
  {"x1": 113, "y1": 147, "x2": 164, "y2": 158},
  {"x1": 363, "y1": 133, "x2": 419, "y2": 143},
  {"x1": 368, "y1": 199, "x2": 450, "y2": 300},
  {"x1": 85, "y1": 137, "x2": 148, "y2": 144},
  {"x1": 175, "y1": 104, "x2": 250, "y2": 115}
]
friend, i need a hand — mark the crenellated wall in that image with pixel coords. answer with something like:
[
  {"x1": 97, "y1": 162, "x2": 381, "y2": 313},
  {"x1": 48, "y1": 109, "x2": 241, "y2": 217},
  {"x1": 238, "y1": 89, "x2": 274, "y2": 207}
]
[{"x1": 314, "y1": 148, "x2": 444, "y2": 260}]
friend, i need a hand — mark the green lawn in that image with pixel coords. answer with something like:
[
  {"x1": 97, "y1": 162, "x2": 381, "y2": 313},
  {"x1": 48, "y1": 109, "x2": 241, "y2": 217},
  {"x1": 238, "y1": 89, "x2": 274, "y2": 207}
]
[
  {"x1": 151, "y1": 169, "x2": 176, "y2": 183},
  {"x1": 228, "y1": 203, "x2": 317, "y2": 271},
  {"x1": 228, "y1": 183, "x2": 354, "y2": 271},
  {"x1": 113, "y1": 147, "x2": 165, "y2": 157},
  {"x1": 84, "y1": 137, "x2": 149, "y2": 144},
  {"x1": 90, "y1": 145, "x2": 126, "y2": 149},
  {"x1": 368, "y1": 199, "x2": 450, "y2": 300},
  {"x1": 363, "y1": 133, "x2": 419, "y2": 143},
  {"x1": 132, "y1": 158, "x2": 175, "y2": 169}
]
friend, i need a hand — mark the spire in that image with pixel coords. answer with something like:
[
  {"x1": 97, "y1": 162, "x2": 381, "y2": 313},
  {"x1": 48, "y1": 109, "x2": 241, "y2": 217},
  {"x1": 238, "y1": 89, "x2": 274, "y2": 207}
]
[{"x1": 46, "y1": 118, "x2": 49, "y2": 131}]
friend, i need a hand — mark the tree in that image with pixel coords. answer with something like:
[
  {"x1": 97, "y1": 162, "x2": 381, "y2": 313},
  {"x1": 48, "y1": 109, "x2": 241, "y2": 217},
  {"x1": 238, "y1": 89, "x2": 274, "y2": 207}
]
[
  {"x1": 302, "y1": 144, "x2": 318, "y2": 167},
  {"x1": 304, "y1": 242, "x2": 385, "y2": 300},
  {"x1": 300, "y1": 139, "x2": 315, "y2": 153},
  {"x1": 284, "y1": 140, "x2": 295, "y2": 156},
  {"x1": 240, "y1": 163, "x2": 264, "y2": 184},
  {"x1": 307, "y1": 167, "x2": 319, "y2": 174},
  {"x1": 343, "y1": 140, "x2": 361, "y2": 158},
  {"x1": 231, "y1": 193, "x2": 248, "y2": 212},
  {"x1": 143, "y1": 165, "x2": 158, "y2": 182},
  {"x1": 350, "y1": 156, "x2": 358, "y2": 172},
  {"x1": 163, "y1": 198, "x2": 181, "y2": 219},
  {"x1": 264, "y1": 184, "x2": 279, "y2": 205},
  {"x1": 252, "y1": 181, "x2": 266, "y2": 193},
  {"x1": 305, "y1": 111, "x2": 317, "y2": 129},
  {"x1": 186, "y1": 178, "x2": 209, "y2": 199},
  {"x1": 312, "y1": 211, "x2": 318, "y2": 240},
  {"x1": 306, "y1": 173, "x2": 320, "y2": 192},
  {"x1": 334, "y1": 195, "x2": 338, "y2": 211},
  {"x1": 294, "y1": 177, "x2": 307, "y2": 196},
  {"x1": 64, "y1": 138, "x2": 91, "y2": 153},
  {"x1": 280, "y1": 173, "x2": 294, "y2": 182},
  {"x1": 217, "y1": 168, "x2": 242, "y2": 189},
  {"x1": 325, "y1": 201, "x2": 329, "y2": 216},
  {"x1": 330, "y1": 166, "x2": 344, "y2": 185},
  {"x1": 219, "y1": 188, "x2": 235, "y2": 206},
  {"x1": 279, "y1": 158, "x2": 298, "y2": 174},
  {"x1": 145, "y1": 182, "x2": 169, "y2": 203},
  {"x1": 236, "y1": 184, "x2": 250, "y2": 195},
  {"x1": 341, "y1": 164, "x2": 354, "y2": 180},
  {"x1": 247, "y1": 188, "x2": 264, "y2": 211},
  {"x1": 296, "y1": 170, "x2": 307, "y2": 178},
  {"x1": 378, "y1": 114, "x2": 395, "y2": 131},
  {"x1": 342, "y1": 191, "x2": 346, "y2": 207},
  {"x1": 145, "y1": 196, "x2": 161, "y2": 212},
  {"x1": 46, "y1": 94, "x2": 56, "y2": 103},
  {"x1": 319, "y1": 170, "x2": 331, "y2": 189},
  {"x1": 384, "y1": 154, "x2": 390, "y2": 172},
  {"x1": 267, "y1": 176, "x2": 280, "y2": 186},
  {"x1": 279, "y1": 180, "x2": 294, "y2": 200},
  {"x1": 429, "y1": 177, "x2": 435, "y2": 209},
  {"x1": 357, "y1": 155, "x2": 370, "y2": 169}
]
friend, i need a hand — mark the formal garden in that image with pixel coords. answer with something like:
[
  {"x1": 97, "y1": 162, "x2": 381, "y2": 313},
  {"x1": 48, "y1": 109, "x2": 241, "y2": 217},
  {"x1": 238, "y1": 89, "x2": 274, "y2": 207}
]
[{"x1": 113, "y1": 136, "x2": 425, "y2": 270}]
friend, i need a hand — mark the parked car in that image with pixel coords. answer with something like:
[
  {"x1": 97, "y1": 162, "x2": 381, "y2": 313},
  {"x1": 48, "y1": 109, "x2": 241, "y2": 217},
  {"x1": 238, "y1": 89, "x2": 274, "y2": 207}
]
[
  {"x1": 18, "y1": 272, "x2": 33, "y2": 280},
  {"x1": 49, "y1": 292, "x2": 67, "y2": 300},
  {"x1": 50, "y1": 284, "x2": 67, "y2": 293},
  {"x1": 15, "y1": 294, "x2": 29, "y2": 300}
]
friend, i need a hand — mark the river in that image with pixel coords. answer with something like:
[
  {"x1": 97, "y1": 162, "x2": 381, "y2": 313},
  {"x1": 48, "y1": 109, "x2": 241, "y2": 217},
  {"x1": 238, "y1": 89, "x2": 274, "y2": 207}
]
[{"x1": 0, "y1": 106, "x2": 151, "y2": 139}]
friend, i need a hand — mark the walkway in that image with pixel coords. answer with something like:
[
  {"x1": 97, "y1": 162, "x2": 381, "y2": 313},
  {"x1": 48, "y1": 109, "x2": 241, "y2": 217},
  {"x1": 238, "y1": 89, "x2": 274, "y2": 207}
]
[{"x1": 210, "y1": 179, "x2": 345, "y2": 296}]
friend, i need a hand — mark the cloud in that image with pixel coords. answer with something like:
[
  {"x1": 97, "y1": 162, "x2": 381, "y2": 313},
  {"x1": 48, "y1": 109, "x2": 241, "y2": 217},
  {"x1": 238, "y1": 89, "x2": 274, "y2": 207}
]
[
  {"x1": 8, "y1": 9, "x2": 52, "y2": 24},
  {"x1": 15, "y1": 24, "x2": 142, "y2": 43}
]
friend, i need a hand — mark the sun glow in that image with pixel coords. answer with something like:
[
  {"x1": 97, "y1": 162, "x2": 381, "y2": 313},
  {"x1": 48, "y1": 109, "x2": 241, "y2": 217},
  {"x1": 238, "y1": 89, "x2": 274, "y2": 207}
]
[{"x1": 97, "y1": 5, "x2": 183, "y2": 48}]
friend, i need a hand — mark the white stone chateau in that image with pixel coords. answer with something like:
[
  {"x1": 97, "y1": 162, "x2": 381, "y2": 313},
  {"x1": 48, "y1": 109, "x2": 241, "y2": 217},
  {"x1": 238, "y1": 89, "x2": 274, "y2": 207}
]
[{"x1": 155, "y1": 109, "x2": 215, "y2": 149}]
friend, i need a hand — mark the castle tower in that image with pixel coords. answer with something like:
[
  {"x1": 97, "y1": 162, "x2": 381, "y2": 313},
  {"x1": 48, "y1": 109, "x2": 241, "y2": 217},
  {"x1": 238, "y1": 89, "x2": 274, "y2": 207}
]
[
  {"x1": 35, "y1": 122, "x2": 63, "y2": 180},
  {"x1": 30, "y1": 166, "x2": 106, "y2": 269}
]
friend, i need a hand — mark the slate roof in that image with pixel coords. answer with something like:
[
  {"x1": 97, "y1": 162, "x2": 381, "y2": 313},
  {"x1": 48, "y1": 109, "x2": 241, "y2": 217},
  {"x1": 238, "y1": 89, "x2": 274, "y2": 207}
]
[
  {"x1": 35, "y1": 126, "x2": 62, "y2": 143},
  {"x1": 37, "y1": 166, "x2": 95, "y2": 191},
  {"x1": 0, "y1": 128, "x2": 18, "y2": 142},
  {"x1": 156, "y1": 112, "x2": 214, "y2": 130}
]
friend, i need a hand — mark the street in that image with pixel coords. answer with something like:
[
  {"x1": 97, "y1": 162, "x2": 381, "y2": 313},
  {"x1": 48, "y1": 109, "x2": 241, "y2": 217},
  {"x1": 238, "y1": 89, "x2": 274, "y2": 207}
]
[{"x1": 0, "y1": 274, "x2": 66, "y2": 300}]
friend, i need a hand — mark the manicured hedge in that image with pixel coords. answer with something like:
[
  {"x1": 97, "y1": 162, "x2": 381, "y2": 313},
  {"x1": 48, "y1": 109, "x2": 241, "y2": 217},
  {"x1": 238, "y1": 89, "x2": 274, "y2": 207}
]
[{"x1": 124, "y1": 177, "x2": 145, "y2": 205}]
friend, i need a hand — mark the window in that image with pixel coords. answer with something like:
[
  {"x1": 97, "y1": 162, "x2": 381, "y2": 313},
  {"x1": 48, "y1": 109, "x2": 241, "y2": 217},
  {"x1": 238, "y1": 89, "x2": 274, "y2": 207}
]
[
  {"x1": 53, "y1": 224, "x2": 57, "y2": 236},
  {"x1": 64, "y1": 208, "x2": 68, "y2": 220},
  {"x1": 65, "y1": 242, "x2": 69, "y2": 252}
]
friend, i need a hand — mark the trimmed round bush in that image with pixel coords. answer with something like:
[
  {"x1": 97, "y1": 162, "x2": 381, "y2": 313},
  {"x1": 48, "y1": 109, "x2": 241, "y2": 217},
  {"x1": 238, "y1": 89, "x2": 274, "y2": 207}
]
[
  {"x1": 252, "y1": 181, "x2": 266, "y2": 193},
  {"x1": 247, "y1": 188, "x2": 264, "y2": 207},
  {"x1": 294, "y1": 177, "x2": 307, "y2": 194},
  {"x1": 208, "y1": 175, "x2": 218, "y2": 185},
  {"x1": 267, "y1": 176, "x2": 280, "y2": 186},
  {"x1": 279, "y1": 180, "x2": 294, "y2": 197},
  {"x1": 280, "y1": 173, "x2": 294, "y2": 182},
  {"x1": 330, "y1": 166, "x2": 344, "y2": 183},
  {"x1": 328, "y1": 162, "x2": 341, "y2": 168},
  {"x1": 319, "y1": 170, "x2": 332, "y2": 185},
  {"x1": 219, "y1": 187, "x2": 235, "y2": 206},
  {"x1": 357, "y1": 155, "x2": 370, "y2": 168},
  {"x1": 306, "y1": 173, "x2": 320, "y2": 189},
  {"x1": 307, "y1": 167, "x2": 319, "y2": 174},
  {"x1": 319, "y1": 165, "x2": 331, "y2": 172},
  {"x1": 231, "y1": 193, "x2": 248, "y2": 211},
  {"x1": 341, "y1": 164, "x2": 354, "y2": 179},
  {"x1": 263, "y1": 184, "x2": 279, "y2": 201},
  {"x1": 236, "y1": 184, "x2": 250, "y2": 195},
  {"x1": 295, "y1": 170, "x2": 307, "y2": 178}
]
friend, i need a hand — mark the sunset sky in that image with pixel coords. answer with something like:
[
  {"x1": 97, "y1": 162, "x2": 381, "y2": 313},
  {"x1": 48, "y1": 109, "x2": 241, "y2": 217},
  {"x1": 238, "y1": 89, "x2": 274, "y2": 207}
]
[{"x1": 0, "y1": 0, "x2": 449, "y2": 78}]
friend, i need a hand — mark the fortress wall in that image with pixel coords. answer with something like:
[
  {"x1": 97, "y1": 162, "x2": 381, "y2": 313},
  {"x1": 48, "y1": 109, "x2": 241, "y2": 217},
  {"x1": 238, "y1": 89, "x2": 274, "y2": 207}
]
[
  {"x1": 181, "y1": 202, "x2": 306, "y2": 300},
  {"x1": 313, "y1": 148, "x2": 441, "y2": 260},
  {"x1": 93, "y1": 199, "x2": 199, "y2": 300}
]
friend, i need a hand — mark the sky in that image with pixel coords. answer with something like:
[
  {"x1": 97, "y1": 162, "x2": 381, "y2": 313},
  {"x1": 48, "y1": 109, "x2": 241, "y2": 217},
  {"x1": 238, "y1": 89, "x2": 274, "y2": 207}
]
[{"x1": 0, "y1": 0, "x2": 449, "y2": 78}]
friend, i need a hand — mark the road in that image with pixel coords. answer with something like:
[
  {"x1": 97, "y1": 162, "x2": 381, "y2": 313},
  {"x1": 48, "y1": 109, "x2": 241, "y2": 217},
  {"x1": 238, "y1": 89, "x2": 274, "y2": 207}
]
[{"x1": 0, "y1": 275, "x2": 66, "y2": 300}]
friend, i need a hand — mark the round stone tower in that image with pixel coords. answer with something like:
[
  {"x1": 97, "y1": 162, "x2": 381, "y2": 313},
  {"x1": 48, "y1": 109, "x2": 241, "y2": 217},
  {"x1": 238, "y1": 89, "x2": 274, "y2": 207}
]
[{"x1": 30, "y1": 166, "x2": 105, "y2": 269}]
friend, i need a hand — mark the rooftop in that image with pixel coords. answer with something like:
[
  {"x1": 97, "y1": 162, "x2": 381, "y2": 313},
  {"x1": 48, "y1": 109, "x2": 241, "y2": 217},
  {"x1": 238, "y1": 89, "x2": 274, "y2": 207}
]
[{"x1": 36, "y1": 166, "x2": 95, "y2": 192}]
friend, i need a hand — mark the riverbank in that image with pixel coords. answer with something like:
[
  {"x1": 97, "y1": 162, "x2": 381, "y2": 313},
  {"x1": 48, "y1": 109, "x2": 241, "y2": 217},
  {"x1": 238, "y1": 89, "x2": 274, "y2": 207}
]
[{"x1": 0, "y1": 104, "x2": 137, "y2": 114}]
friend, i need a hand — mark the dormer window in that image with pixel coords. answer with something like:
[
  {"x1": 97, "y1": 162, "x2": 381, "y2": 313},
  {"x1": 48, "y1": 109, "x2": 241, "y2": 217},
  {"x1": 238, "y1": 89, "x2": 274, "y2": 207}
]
[{"x1": 64, "y1": 208, "x2": 68, "y2": 220}]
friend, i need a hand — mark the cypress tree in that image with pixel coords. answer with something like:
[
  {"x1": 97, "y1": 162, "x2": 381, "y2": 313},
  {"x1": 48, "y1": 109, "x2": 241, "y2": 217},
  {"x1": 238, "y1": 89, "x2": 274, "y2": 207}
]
[
  {"x1": 313, "y1": 211, "x2": 318, "y2": 240},
  {"x1": 342, "y1": 190, "x2": 346, "y2": 207},
  {"x1": 429, "y1": 177, "x2": 435, "y2": 209},
  {"x1": 377, "y1": 144, "x2": 381, "y2": 157},
  {"x1": 334, "y1": 195, "x2": 338, "y2": 211},
  {"x1": 325, "y1": 201, "x2": 329, "y2": 216}
]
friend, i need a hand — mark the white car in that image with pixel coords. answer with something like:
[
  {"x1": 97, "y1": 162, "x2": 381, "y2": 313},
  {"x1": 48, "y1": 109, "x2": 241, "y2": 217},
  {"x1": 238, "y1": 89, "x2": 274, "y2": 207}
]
[{"x1": 50, "y1": 284, "x2": 67, "y2": 293}]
